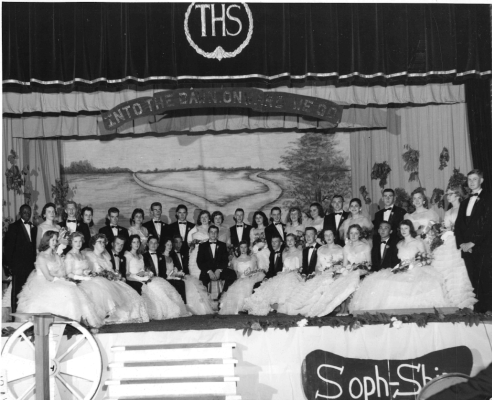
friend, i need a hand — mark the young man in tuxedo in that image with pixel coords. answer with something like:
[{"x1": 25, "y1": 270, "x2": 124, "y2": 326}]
[
  {"x1": 265, "y1": 207, "x2": 285, "y2": 251},
  {"x1": 99, "y1": 207, "x2": 129, "y2": 252},
  {"x1": 168, "y1": 204, "x2": 195, "y2": 255},
  {"x1": 323, "y1": 195, "x2": 350, "y2": 247},
  {"x1": 253, "y1": 235, "x2": 284, "y2": 291},
  {"x1": 301, "y1": 227, "x2": 322, "y2": 276},
  {"x1": 230, "y1": 208, "x2": 252, "y2": 247},
  {"x1": 4, "y1": 204, "x2": 37, "y2": 314},
  {"x1": 143, "y1": 202, "x2": 169, "y2": 252},
  {"x1": 109, "y1": 235, "x2": 137, "y2": 292},
  {"x1": 59, "y1": 201, "x2": 90, "y2": 254},
  {"x1": 371, "y1": 221, "x2": 400, "y2": 271},
  {"x1": 197, "y1": 225, "x2": 236, "y2": 294},
  {"x1": 144, "y1": 236, "x2": 186, "y2": 303},
  {"x1": 455, "y1": 169, "x2": 492, "y2": 313},
  {"x1": 373, "y1": 189, "x2": 406, "y2": 235},
  {"x1": 170, "y1": 235, "x2": 190, "y2": 275}
]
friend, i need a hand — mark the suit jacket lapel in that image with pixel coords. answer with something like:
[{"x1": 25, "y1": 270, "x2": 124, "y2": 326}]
[
  {"x1": 380, "y1": 241, "x2": 388, "y2": 266},
  {"x1": 20, "y1": 221, "x2": 32, "y2": 243},
  {"x1": 147, "y1": 254, "x2": 157, "y2": 275}
]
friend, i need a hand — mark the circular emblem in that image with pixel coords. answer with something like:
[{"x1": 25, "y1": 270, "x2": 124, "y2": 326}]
[{"x1": 184, "y1": 3, "x2": 254, "y2": 61}]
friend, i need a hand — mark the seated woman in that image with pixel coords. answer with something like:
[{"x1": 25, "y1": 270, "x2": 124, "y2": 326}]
[
  {"x1": 85, "y1": 234, "x2": 150, "y2": 324},
  {"x1": 343, "y1": 224, "x2": 372, "y2": 267},
  {"x1": 125, "y1": 234, "x2": 190, "y2": 320},
  {"x1": 161, "y1": 237, "x2": 215, "y2": 315},
  {"x1": 339, "y1": 198, "x2": 373, "y2": 245},
  {"x1": 282, "y1": 228, "x2": 360, "y2": 317},
  {"x1": 219, "y1": 241, "x2": 265, "y2": 315},
  {"x1": 128, "y1": 208, "x2": 149, "y2": 252},
  {"x1": 17, "y1": 231, "x2": 103, "y2": 328},
  {"x1": 243, "y1": 233, "x2": 304, "y2": 316},
  {"x1": 36, "y1": 202, "x2": 69, "y2": 252},
  {"x1": 285, "y1": 206, "x2": 306, "y2": 248},
  {"x1": 349, "y1": 220, "x2": 449, "y2": 312}
]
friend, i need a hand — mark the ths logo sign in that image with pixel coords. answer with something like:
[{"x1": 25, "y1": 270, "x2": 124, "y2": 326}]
[
  {"x1": 184, "y1": 3, "x2": 253, "y2": 61},
  {"x1": 302, "y1": 346, "x2": 473, "y2": 400}
]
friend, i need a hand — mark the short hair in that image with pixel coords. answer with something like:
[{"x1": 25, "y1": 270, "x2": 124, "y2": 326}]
[
  {"x1": 467, "y1": 169, "x2": 483, "y2": 178},
  {"x1": 19, "y1": 204, "x2": 31, "y2": 213},
  {"x1": 176, "y1": 204, "x2": 188, "y2": 213},
  {"x1": 349, "y1": 198, "x2": 362, "y2": 208},
  {"x1": 80, "y1": 206, "x2": 94, "y2": 227},
  {"x1": 172, "y1": 235, "x2": 183, "y2": 242},
  {"x1": 108, "y1": 207, "x2": 120, "y2": 216},
  {"x1": 90, "y1": 233, "x2": 108, "y2": 249},
  {"x1": 196, "y1": 210, "x2": 211, "y2": 226},
  {"x1": 208, "y1": 225, "x2": 219, "y2": 233},
  {"x1": 65, "y1": 200, "x2": 77, "y2": 209},
  {"x1": 113, "y1": 235, "x2": 126, "y2": 244},
  {"x1": 41, "y1": 203, "x2": 57, "y2": 220},
  {"x1": 235, "y1": 240, "x2": 251, "y2": 257},
  {"x1": 378, "y1": 221, "x2": 392, "y2": 230},
  {"x1": 162, "y1": 237, "x2": 173, "y2": 249},
  {"x1": 38, "y1": 230, "x2": 58, "y2": 252},
  {"x1": 305, "y1": 226, "x2": 317, "y2": 235},
  {"x1": 126, "y1": 234, "x2": 142, "y2": 252},
  {"x1": 130, "y1": 208, "x2": 145, "y2": 225},
  {"x1": 252, "y1": 211, "x2": 268, "y2": 228},
  {"x1": 150, "y1": 202, "x2": 162, "y2": 210},
  {"x1": 70, "y1": 231, "x2": 85, "y2": 246},
  {"x1": 233, "y1": 208, "x2": 245, "y2": 222},
  {"x1": 321, "y1": 227, "x2": 336, "y2": 238},
  {"x1": 398, "y1": 219, "x2": 417, "y2": 239},
  {"x1": 332, "y1": 194, "x2": 344, "y2": 203},
  {"x1": 271, "y1": 234, "x2": 283, "y2": 242},
  {"x1": 383, "y1": 188, "x2": 395, "y2": 196},
  {"x1": 211, "y1": 211, "x2": 224, "y2": 224},
  {"x1": 147, "y1": 235, "x2": 159, "y2": 244},
  {"x1": 447, "y1": 185, "x2": 466, "y2": 202},
  {"x1": 287, "y1": 206, "x2": 303, "y2": 224},
  {"x1": 347, "y1": 224, "x2": 363, "y2": 237},
  {"x1": 309, "y1": 202, "x2": 325, "y2": 218},
  {"x1": 411, "y1": 188, "x2": 428, "y2": 209},
  {"x1": 270, "y1": 206, "x2": 281, "y2": 214}
]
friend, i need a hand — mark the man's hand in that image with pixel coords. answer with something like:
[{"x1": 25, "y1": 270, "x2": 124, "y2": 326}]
[
  {"x1": 215, "y1": 269, "x2": 222, "y2": 277},
  {"x1": 460, "y1": 242, "x2": 475, "y2": 253},
  {"x1": 208, "y1": 271, "x2": 217, "y2": 281}
]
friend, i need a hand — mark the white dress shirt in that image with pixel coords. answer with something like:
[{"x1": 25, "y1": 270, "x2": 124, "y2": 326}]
[
  {"x1": 178, "y1": 222, "x2": 187, "y2": 239},
  {"x1": 383, "y1": 206, "x2": 393, "y2": 222},
  {"x1": 66, "y1": 220, "x2": 77, "y2": 233},
  {"x1": 210, "y1": 243, "x2": 217, "y2": 258},
  {"x1": 236, "y1": 224, "x2": 244, "y2": 241},
  {"x1": 275, "y1": 223, "x2": 284, "y2": 239},
  {"x1": 466, "y1": 189, "x2": 482, "y2": 216},
  {"x1": 334, "y1": 213, "x2": 342, "y2": 228},
  {"x1": 22, "y1": 219, "x2": 31, "y2": 241},
  {"x1": 154, "y1": 220, "x2": 162, "y2": 237},
  {"x1": 113, "y1": 253, "x2": 120, "y2": 272},
  {"x1": 380, "y1": 239, "x2": 388, "y2": 258}
]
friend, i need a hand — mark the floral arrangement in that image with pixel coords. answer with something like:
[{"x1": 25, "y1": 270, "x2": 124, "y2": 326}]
[
  {"x1": 332, "y1": 261, "x2": 371, "y2": 278},
  {"x1": 447, "y1": 168, "x2": 469, "y2": 196},
  {"x1": 430, "y1": 188, "x2": 445, "y2": 209},
  {"x1": 438, "y1": 147, "x2": 450, "y2": 170},
  {"x1": 371, "y1": 161, "x2": 392, "y2": 190},
  {"x1": 359, "y1": 186, "x2": 371, "y2": 204},
  {"x1": 168, "y1": 268, "x2": 185, "y2": 280},
  {"x1": 294, "y1": 233, "x2": 305, "y2": 248},
  {"x1": 392, "y1": 252, "x2": 433, "y2": 274},
  {"x1": 5, "y1": 150, "x2": 29, "y2": 195},
  {"x1": 402, "y1": 144, "x2": 422, "y2": 186},
  {"x1": 89, "y1": 270, "x2": 120, "y2": 281},
  {"x1": 394, "y1": 187, "x2": 414, "y2": 213},
  {"x1": 3, "y1": 216, "x2": 14, "y2": 237},
  {"x1": 251, "y1": 232, "x2": 266, "y2": 248}
]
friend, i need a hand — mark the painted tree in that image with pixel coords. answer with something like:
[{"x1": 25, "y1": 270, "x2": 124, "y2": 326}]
[{"x1": 280, "y1": 133, "x2": 351, "y2": 210}]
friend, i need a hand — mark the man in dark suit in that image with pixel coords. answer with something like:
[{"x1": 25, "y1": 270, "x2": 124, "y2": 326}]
[
  {"x1": 373, "y1": 189, "x2": 406, "y2": 235},
  {"x1": 108, "y1": 235, "x2": 140, "y2": 293},
  {"x1": 253, "y1": 235, "x2": 284, "y2": 291},
  {"x1": 4, "y1": 204, "x2": 37, "y2": 314},
  {"x1": 170, "y1": 235, "x2": 190, "y2": 275},
  {"x1": 197, "y1": 225, "x2": 236, "y2": 294},
  {"x1": 99, "y1": 207, "x2": 129, "y2": 252},
  {"x1": 167, "y1": 204, "x2": 195, "y2": 255},
  {"x1": 59, "y1": 201, "x2": 90, "y2": 253},
  {"x1": 144, "y1": 236, "x2": 186, "y2": 303},
  {"x1": 323, "y1": 195, "x2": 350, "y2": 246},
  {"x1": 143, "y1": 202, "x2": 169, "y2": 252},
  {"x1": 265, "y1": 207, "x2": 285, "y2": 251},
  {"x1": 230, "y1": 208, "x2": 252, "y2": 248},
  {"x1": 455, "y1": 169, "x2": 492, "y2": 313},
  {"x1": 371, "y1": 221, "x2": 400, "y2": 271},
  {"x1": 301, "y1": 227, "x2": 322, "y2": 276}
]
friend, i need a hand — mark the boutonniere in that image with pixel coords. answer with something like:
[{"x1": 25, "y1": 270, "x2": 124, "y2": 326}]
[
  {"x1": 158, "y1": 257, "x2": 162, "y2": 261},
  {"x1": 385, "y1": 245, "x2": 390, "y2": 249},
  {"x1": 476, "y1": 197, "x2": 480, "y2": 202}
]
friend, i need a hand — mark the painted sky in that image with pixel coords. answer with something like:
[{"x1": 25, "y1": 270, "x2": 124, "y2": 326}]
[{"x1": 62, "y1": 131, "x2": 350, "y2": 171}]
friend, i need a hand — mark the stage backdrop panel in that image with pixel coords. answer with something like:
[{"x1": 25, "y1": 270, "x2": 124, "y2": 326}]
[{"x1": 61, "y1": 131, "x2": 352, "y2": 229}]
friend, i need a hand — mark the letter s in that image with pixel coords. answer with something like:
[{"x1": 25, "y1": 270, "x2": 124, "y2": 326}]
[
  {"x1": 315, "y1": 364, "x2": 344, "y2": 399},
  {"x1": 226, "y1": 5, "x2": 242, "y2": 36},
  {"x1": 393, "y1": 364, "x2": 421, "y2": 397}
]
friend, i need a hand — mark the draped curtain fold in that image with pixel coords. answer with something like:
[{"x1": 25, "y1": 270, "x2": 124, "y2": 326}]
[
  {"x1": 350, "y1": 103, "x2": 473, "y2": 219},
  {"x1": 3, "y1": 3, "x2": 490, "y2": 91}
]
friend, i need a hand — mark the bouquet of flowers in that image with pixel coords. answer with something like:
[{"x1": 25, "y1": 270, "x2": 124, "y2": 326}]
[
  {"x1": 359, "y1": 227, "x2": 373, "y2": 240},
  {"x1": 392, "y1": 252, "x2": 433, "y2": 274},
  {"x1": 350, "y1": 261, "x2": 372, "y2": 274},
  {"x1": 189, "y1": 238, "x2": 202, "y2": 252},
  {"x1": 89, "y1": 270, "x2": 119, "y2": 281},
  {"x1": 414, "y1": 251, "x2": 433, "y2": 266},
  {"x1": 168, "y1": 267, "x2": 185, "y2": 280},
  {"x1": 391, "y1": 260, "x2": 412, "y2": 274}
]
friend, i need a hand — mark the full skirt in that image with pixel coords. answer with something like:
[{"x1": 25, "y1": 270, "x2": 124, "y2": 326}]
[
  {"x1": 183, "y1": 276, "x2": 216, "y2": 315},
  {"x1": 141, "y1": 277, "x2": 191, "y2": 320},
  {"x1": 219, "y1": 272, "x2": 265, "y2": 315}
]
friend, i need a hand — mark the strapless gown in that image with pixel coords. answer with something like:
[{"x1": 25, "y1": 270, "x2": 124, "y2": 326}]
[
  {"x1": 243, "y1": 252, "x2": 304, "y2": 316},
  {"x1": 187, "y1": 229, "x2": 210, "y2": 279},
  {"x1": 126, "y1": 253, "x2": 190, "y2": 320},
  {"x1": 219, "y1": 259, "x2": 265, "y2": 315},
  {"x1": 17, "y1": 255, "x2": 104, "y2": 328},
  {"x1": 349, "y1": 244, "x2": 449, "y2": 312}
]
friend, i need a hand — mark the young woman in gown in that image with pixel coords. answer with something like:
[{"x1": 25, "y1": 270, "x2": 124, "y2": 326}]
[
  {"x1": 85, "y1": 234, "x2": 150, "y2": 324},
  {"x1": 285, "y1": 206, "x2": 306, "y2": 242},
  {"x1": 343, "y1": 224, "x2": 372, "y2": 267},
  {"x1": 432, "y1": 186, "x2": 477, "y2": 309},
  {"x1": 125, "y1": 235, "x2": 190, "y2": 320},
  {"x1": 249, "y1": 211, "x2": 271, "y2": 270},
  {"x1": 36, "y1": 203, "x2": 68, "y2": 251},
  {"x1": 349, "y1": 220, "x2": 449, "y2": 312},
  {"x1": 404, "y1": 188, "x2": 440, "y2": 239},
  {"x1": 282, "y1": 228, "x2": 360, "y2": 317},
  {"x1": 306, "y1": 202, "x2": 325, "y2": 234},
  {"x1": 211, "y1": 211, "x2": 231, "y2": 244},
  {"x1": 127, "y1": 208, "x2": 149, "y2": 252},
  {"x1": 339, "y1": 199, "x2": 373, "y2": 244},
  {"x1": 243, "y1": 233, "x2": 304, "y2": 316},
  {"x1": 65, "y1": 232, "x2": 123, "y2": 323},
  {"x1": 219, "y1": 241, "x2": 265, "y2": 315},
  {"x1": 79, "y1": 206, "x2": 98, "y2": 248},
  {"x1": 162, "y1": 238, "x2": 215, "y2": 315},
  {"x1": 187, "y1": 211, "x2": 213, "y2": 280},
  {"x1": 17, "y1": 231, "x2": 104, "y2": 328}
]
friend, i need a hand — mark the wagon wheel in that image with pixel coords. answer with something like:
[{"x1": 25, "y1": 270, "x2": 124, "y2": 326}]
[{"x1": 1, "y1": 320, "x2": 103, "y2": 400}]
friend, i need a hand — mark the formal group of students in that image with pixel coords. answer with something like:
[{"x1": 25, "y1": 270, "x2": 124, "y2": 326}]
[{"x1": 3, "y1": 169, "x2": 491, "y2": 328}]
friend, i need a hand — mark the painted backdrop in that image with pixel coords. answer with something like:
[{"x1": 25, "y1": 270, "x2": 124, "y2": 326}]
[{"x1": 62, "y1": 131, "x2": 352, "y2": 229}]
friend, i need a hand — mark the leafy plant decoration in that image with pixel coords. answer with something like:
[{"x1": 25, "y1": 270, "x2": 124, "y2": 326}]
[
  {"x1": 359, "y1": 186, "x2": 371, "y2": 204},
  {"x1": 371, "y1": 162, "x2": 392, "y2": 191},
  {"x1": 402, "y1": 144, "x2": 422, "y2": 186},
  {"x1": 430, "y1": 188, "x2": 445, "y2": 209},
  {"x1": 5, "y1": 150, "x2": 28, "y2": 196},
  {"x1": 395, "y1": 187, "x2": 414, "y2": 213},
  {"x1": 447, "y1": 168, "x2": 469, "y2": 194},
  {"x1": 439, "y1": 147, "x2": 450, "y2": 170}
]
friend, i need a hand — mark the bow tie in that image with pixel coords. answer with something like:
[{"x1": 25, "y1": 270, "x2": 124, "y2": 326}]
[
  {"x1": 153, "y1": 220, "x2": 161, "y2": 223},
  {"x1": 179, "y1": 222, "x2": 187, "y2": 225},
  {"x1": 22, "y1": 220, "x2": 32, "y2": 225},
  {"x1": 111, "y1": 225, "x2": 118, "y2": 228},
  {"x1": 210, "y1": 241, "x2": 217, "y2": 244},
  {"x1": 175, "y1": 251, "x2": 180, "y2": 254},
  {"x1": 470, "y1": 193, "x2": 479, "y2": 197},
  {"x1": 334, "y1": 212, "x2": 342, "y2": 216},
  {"x1": 113, "y1": 253, "x2": 119, "y2": 257},
  {"x1": 381, "y1": 240, "x2": 387, "y2": 245},
  {"x1": 67, "y1": 219, "x2": 77, "y2": 223},
  {"x1": 384, "y1": 208, "x2": 393, "y2": 211},
  {"x1": 236, "y1": 224, "x2": 243, "y2": 227},
  {"x1": 150, "y1": 252, "x2": 157, "y2": 255},
  {"x1": 274, "y1": 223, "x2": 282, "y2": 225},
  {"x1": 309, "y1": 245, "x2": 316, "y2": 249},
  {"x1": 275, "y1": 251, "x2": 281, "y2": 254}
]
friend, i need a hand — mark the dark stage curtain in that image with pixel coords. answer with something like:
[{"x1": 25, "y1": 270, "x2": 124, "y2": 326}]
[
  {"x1": 2, "y1": 3, "x2": 491, "y2": 92},
  {"x1": 465, "y1": 79, "x2": 492, "y2": 192}
]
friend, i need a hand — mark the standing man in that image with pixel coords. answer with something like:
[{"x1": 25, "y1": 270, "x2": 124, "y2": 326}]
[
  {"x1": 99, "y1": 207, "x2": 129, "y2": 252},
  {"x1": 143, "y1": 202, "x2": 169, "y2": 252},
  {"x1": 373, "y1": 189, "x2": 406, "y2": 235},
  {"x1": 170, "y1": 235, "x2": 190, "y2": 275},
  {"x1": 455, "y1": 169, "x2": 492, "y2": 313},
  {"x1": 197, "y1": 225, "x2": 236, "y2": 294},
  {"x1": 265, "y1": 207, "x2": 285, "y2": 251},
  {"x1": 323, "y1": 195, "x2": 349, "y2": 246},
  {"x1": 230, "y1": 208, "x2": 252, "y2": 247},
  {"x1": 301, "y1": 227, "x2": 321, "y2": 276},
  {"x1": 4, "y1": 204, "x2": 37, "y2": 314},
  {"x1": 371, "y1": 221, "x2": 400, "y2": 271},
  {"x1": 168, "y1": 204, "x2": 195, "y2": 255}
]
